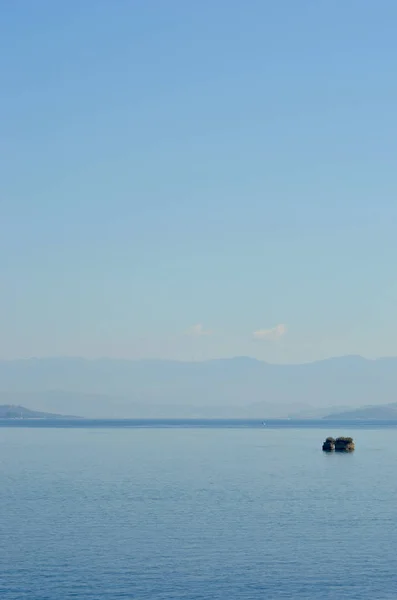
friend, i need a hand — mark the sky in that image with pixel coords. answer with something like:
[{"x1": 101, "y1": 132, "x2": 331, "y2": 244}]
[{"x1": 1, "y1": 1, "x2": 397, "y2": 363}]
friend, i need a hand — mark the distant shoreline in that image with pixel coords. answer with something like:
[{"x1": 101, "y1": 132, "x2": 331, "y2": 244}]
[{"x1": 1, "y1": 417, "x2": 397, "y2": 430}]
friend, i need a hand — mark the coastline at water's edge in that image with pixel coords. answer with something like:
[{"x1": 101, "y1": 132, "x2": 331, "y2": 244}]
[{"x1": 1, "y1": 418, "x2": 397, "y2": 429}]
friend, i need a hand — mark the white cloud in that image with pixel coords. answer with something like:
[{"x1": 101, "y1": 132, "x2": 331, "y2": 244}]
[
  {"x1": 185, "y1": 324, "x2": 212, "y2": 337},
  {"x1": 253, "y1": 324, "x2": 287, "y2": 341}
]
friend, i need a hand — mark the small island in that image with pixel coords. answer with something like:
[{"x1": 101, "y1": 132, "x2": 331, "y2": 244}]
[
  {"x1": 322, "y1": 437, "x2": 335, "y2": 452},
  {"x1": 322, "y1": 436, "x2": 355, "y2": 452}
]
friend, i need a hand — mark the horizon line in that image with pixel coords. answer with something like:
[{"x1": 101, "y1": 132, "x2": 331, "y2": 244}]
[{"x1": 0, "y1": 354, "x2": 394, "y2": 366}]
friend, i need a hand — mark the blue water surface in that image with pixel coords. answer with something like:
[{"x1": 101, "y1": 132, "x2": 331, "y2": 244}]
[{"x1": 1, "y1": 421, "x2": 396, "y2": 599}]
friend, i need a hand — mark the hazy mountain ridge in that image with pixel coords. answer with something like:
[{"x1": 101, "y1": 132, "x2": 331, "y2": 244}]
[
  {"x1": 0, "y1": 356, "x2": 395, "y2": 418},
  {"x1": 0, "y1": 404, "x2": 76, "y2": 419},
  {"x1": 324, "y1": 403, "x2": 397, "y2": 420}
]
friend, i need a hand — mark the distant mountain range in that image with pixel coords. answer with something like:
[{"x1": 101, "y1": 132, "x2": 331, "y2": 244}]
[
  {"x1": 2, "y1": 401, "x2": 396, "y2": 421},
  {"x1": 324, "y1": 403, "x2": 397, "y2": 420},
  {"x1": 0, "y1": 355, "x2": 396, "y2": 418},
  {"x1": 0, "y1": 404, "x2": 74, "y2": 419}
]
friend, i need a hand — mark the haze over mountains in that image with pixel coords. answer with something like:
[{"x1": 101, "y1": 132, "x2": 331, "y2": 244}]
[
  {"x1": 0, "y1": 404, "x2": 75, "y2": 419},
  {"x1": 0, "y1": 355, "x2": 396, "y2": 418}
]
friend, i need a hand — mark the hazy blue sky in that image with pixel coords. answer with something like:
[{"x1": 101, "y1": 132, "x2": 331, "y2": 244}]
[{"x1": 1, "y1": 1, "x2": 396, "y2": 363}]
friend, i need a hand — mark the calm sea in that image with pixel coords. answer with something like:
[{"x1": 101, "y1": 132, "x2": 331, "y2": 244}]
[{"x1": 1, "y1": 420, "x2": 396, "y2": 599}]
